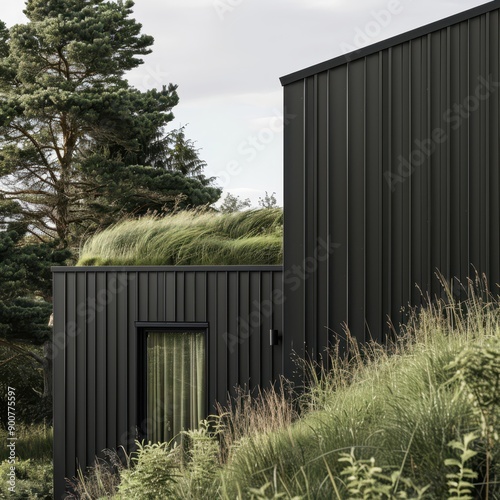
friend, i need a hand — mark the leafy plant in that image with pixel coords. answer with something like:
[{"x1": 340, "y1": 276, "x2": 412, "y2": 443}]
[
  {"x1": 448, "y1": 338, "x2": 500, "y2": 439},
  {"x1": 0, "y1": 458, "x2": 53, "y2": 499},
  {"x1": 117, "y1": 441, "x2": 179, "y2": 499},
  {"x1": 445, "y1": 432, "x2": 479, "y2": 500},
  {"x1": 447, "y1": 337, "x2": 500, "y2": 498},
  {"x1": 339, "y1": 450, "x2": 428, "y2": 499},
  {"x1": 175, "y1": 419, "x2": 222, "y2": 498},
  {"x1": 220, "y1": 279, "x2": 497, "y2": 498}
]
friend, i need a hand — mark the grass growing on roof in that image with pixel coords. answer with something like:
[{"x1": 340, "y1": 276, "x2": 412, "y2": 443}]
[{"x1": 78, "y1": 208, "x2": 283, "y2": 266}]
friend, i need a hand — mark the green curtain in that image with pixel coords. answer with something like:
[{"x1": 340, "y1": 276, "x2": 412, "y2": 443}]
[{"x1": 146, "y1": 331, "x2": 205, "y2": 443}]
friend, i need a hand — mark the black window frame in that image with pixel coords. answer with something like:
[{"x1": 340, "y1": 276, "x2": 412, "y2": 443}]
[{"x1": 136, "y1": 322, "x2": 209, "y2": 442}]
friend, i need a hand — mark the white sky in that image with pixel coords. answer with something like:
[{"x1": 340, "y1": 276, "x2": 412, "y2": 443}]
[{"x1": 1, "y1": 0, "x2": 491, "y2": 207}]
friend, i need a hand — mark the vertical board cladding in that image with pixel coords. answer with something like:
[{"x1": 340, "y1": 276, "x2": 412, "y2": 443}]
[
  {"x1": 282, "y1": 2, "x2": 500, "y2": 368},
  {"x1": 52, "y1": 266, "x2": 283, "y2": 499}
]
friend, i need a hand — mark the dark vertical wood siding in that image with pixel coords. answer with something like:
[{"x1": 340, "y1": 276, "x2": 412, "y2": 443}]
[
  {"x1": 283, "y1": 5, "x2": 500, "y2": 367},
  {"x1": 52, "y1": 266, "x2": 283, "y2": 499}
]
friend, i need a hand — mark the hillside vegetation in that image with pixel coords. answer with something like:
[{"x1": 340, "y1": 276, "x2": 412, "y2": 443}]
[
  {"x1": 78, "y1": 209, "x2": 283, "y2": 266},
  {"x1": 74, "y1": 277, "x2": 500, "y2": 498}
]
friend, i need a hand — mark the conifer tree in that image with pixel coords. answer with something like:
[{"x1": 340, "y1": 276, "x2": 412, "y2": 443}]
[
  {"x1": 0, "y1": 0, "x2": 220, "y2": 245},
  {"x1": 0, "y1": 200, "x2": 69, "y2": 399}
]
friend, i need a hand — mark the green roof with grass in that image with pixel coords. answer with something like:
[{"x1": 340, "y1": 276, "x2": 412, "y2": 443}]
[{"x1": 78, "y1": 208, "x2": 283, "y2": 266}]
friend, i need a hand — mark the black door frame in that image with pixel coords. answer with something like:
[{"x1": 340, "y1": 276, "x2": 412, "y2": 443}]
[{"x1": 136, "y1": 322, "x2": 209, "y2": 442}]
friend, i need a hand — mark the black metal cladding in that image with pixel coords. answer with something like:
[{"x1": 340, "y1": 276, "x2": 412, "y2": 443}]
[
  {"x1": 52, "y1": 266, "x2": 283, "y2": 499},
  {"x1": 281, "y1": 1, "x2": 500, "y2": 372},
  {"x1": 53, "y1": 2, "x2": 500, "y2": 496}
]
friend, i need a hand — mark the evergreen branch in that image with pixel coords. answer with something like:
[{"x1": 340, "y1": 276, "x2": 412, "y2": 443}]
[
  {"x1": 0, "y1": 188, "x2": 54, "y2": 196},
  {"x1": 21, "y1": 165, "x2": 57, "y2": 189},
  {"x1": 48, "y1": 121, "x2": 64, "y2": 165},
  {"x1": 26, "y1": 227, "x2": 52, "y2": 243},
  {"x1": 10, "y1": 124, "x2": 58, "y2": 183},
  {"x1": 57, "y1": 46, "x2": 71, "y2": 80},
  {"x1": 0, "y1": 353, "x2": 25, "y2": 367},
  {"x1": 0, "y1": 338, "x2": 44, "y2": 366}
]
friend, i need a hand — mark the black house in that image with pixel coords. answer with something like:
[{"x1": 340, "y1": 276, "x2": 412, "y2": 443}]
[{"x1": 53, "y1": 2, "x2": 500, "y2": 497}]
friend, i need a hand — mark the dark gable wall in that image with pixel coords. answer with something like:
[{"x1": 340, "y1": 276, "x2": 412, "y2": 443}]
[
  {"x1": 282, "y1": 2, "x2": 500, "y2": 370},
  {"x1": 52, "y1": 266, "x2": 283, "y2": 499}
]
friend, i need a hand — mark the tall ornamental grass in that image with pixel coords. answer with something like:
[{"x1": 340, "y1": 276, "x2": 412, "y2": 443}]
[
  {"x1": 220, "y1": 275, "x2": 500, "y2": 498},
  {"x1": 78, "y1": 208, "x2": 283, "y2": 266}
]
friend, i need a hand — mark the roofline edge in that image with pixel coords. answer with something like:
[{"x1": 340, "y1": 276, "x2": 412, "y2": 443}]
[{"x1": 280, "y1": 0, "x2": 500, "y2": 86}]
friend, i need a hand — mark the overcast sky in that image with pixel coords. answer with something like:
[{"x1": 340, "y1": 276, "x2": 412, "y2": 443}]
[{"x1": 1, "y1": 0, "x2": 491, "y2": 206}]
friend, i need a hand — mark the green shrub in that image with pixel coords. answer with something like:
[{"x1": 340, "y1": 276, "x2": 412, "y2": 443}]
[
  {"x1": 174, "y1": 419, "x2": 221, "y2": 498},
  {"x1": 447, "y1": 336, "x2": 500, "y2": 498},
  {"x1": 0, "y1": 459, "x2": 53, "y2": 499},
  {"x1": 117, "y1": 441, "x2": 179, "y2": 499},
  {"x1": 448, "y1": 337, "x2": 500, "y2": 440}
]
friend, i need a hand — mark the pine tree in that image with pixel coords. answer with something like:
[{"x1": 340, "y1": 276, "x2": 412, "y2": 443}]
[
  {"x1": 0, "y1": 0, "x2": 220, "y2": 245},
  {"x1": 0, "y1": 200, "x2": 69, "y2": 400}
]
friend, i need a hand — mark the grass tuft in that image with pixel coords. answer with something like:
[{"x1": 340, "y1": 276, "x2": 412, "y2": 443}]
[
  {"x1": 219, "y1": 276, "x2": 500, "y2": 498},
  {"x1": 78, "y1": 208, "x2": 283, "y2": 266},
  {"x1": 0, "y1": 423, "x2": 52, "y2": 462}
]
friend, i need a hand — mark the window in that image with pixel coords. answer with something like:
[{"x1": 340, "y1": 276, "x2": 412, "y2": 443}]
[{"x1": 138, "y1": 324, "x2": 207, "y2": 444}]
